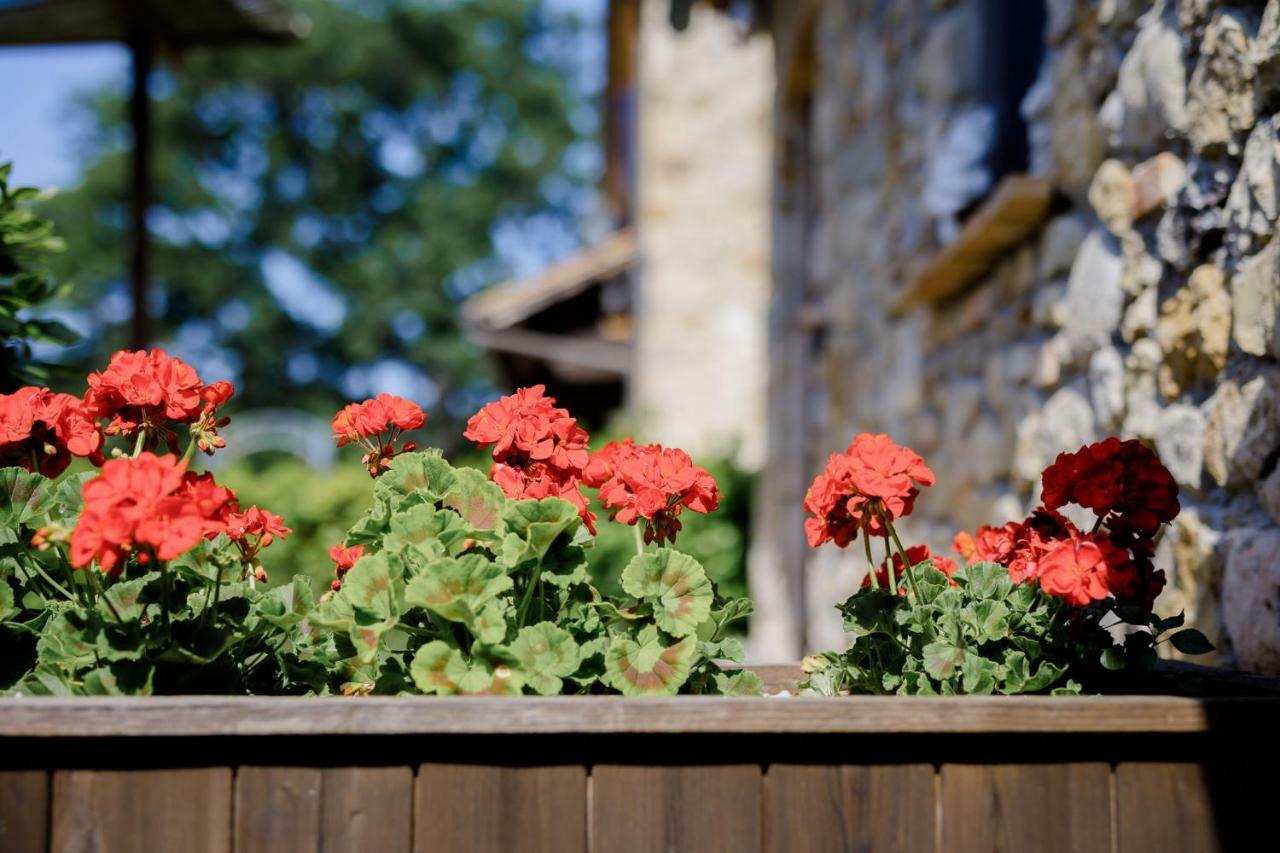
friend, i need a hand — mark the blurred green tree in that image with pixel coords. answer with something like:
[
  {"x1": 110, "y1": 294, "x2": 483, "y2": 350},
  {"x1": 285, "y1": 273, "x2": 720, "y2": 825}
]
[{"x1": 43, "y1": 0, "x2": 600, "y2": 445}]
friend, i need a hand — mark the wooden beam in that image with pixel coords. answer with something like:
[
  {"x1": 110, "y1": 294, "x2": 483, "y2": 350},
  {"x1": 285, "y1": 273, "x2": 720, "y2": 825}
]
[
  {"x1": 894, "y1": 174, "x2": 1054, "y2": 313},
  {"x1": 0, "y1": 694, "x2": 1277, "y2": 736}
]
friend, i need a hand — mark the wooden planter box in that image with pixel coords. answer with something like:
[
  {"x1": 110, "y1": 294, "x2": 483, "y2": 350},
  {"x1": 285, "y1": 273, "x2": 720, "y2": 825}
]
[{"x1": 2, "y1": 674, "x2": 1278, "y2": 853}]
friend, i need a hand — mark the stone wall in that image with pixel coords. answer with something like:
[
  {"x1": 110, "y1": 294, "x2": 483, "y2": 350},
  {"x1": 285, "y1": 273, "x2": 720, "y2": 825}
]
[
  {"x1": 755, "y1": 0, "x2": 1280, "y2": 670},
  {"x1": 631, "y1": 0, "x2": 772, "y2": 469}
]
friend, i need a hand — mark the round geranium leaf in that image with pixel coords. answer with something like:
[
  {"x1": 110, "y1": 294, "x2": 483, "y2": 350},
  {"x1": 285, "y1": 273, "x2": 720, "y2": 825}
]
[
  {"x1": 374, "y1": 450, "x2": 456, "y2": 508},
  {"x1": 603, "y1": 625, "x2": 695, "y2": 696},
  {"x1": 410, "y1": 640, "x2": 465, "y2": 695},
  {"x1": 441, "y1": 467, "x2": 506, "y2": 532},
  {"x1": 384, "y1": 504, "x2": 476, "y2": 562},
  {"x1": 620, "y1": 549, "x2": 713, "y2": 638},
  {"x1": 498, "y1": 498, "x2": 582, "y2": 568},
  {"x1": 510, "y1": 622, "x2": 580, "y2": 695},
  {"x1": 404, "y1": 554, "x2": 513, "y2": 624}
]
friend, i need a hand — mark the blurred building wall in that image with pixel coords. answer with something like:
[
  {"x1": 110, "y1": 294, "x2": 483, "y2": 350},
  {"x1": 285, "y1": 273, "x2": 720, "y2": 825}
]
[
  {"x1": 631, "y1": 0, "x2": 772, "y2": 470},
  {"x1": 753, "y1": 0, "x2": 1280, "y2": 671}
]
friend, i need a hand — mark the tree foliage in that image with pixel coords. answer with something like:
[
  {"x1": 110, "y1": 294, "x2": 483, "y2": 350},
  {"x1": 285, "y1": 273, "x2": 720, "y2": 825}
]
[{"x1": 44, "y1": 0, "x2": 598, "y2": 439}]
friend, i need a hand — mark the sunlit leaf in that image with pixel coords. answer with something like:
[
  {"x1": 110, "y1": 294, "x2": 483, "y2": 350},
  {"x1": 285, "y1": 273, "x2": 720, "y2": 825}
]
[
  {"x1": 603, "y1": 625, "x2": 695, "y2": 696},
  {"x1": 620, "y1": 549, "x2": 713, "y2": 638},
  {"x1": 509, "y1": 622, "x2": 579, "y2": 695}
]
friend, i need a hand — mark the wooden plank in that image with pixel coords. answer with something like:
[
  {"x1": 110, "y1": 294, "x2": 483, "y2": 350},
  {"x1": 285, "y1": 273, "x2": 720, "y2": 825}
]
[
  {"x1": 234, "y1": 767, "x2": 322, "y2": 853},
  {"x1": 895, "y1": 174, "x2": 1054, "y2": 312},
  {"x1": 590, "y1": 765, "x2": 761, "y2": 853},
  {"x1": 1115, "y1": 763, "x2": 1221, "y2": 853},
  {"x1": 415, "y1": 764, "x2": 584, "y2": 853},
  {"x1": 0, "y1": 770, "x2": 48, "y2": 853},
  {"x1": 939, "y1": 763, "x2": 1110, "y2": 852},
  {"x1": 1, "y1": 695, "x2": 1277, "y2": 736},
  {"x1": 51, "y1": 767, "x2": 231, "y2": 853},
  {"x1": 322, "y1": 767, "x2": 413, "y2": 853},
  {"x1": 764, "y1": 764, "x2": 933, "y2": 852}
]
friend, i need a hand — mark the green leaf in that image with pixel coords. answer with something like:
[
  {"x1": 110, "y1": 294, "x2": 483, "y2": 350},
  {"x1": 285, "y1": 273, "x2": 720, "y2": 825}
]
[
  {"x1": 921, "y1": 642, "x2": 965, "y2": 681},
  {"x1": 960, "y1": 652, "x2": 997, "y2": 695},
  {"x1": 966, "y1": 599, "x2": 1011, "y2": 643},
  {"x1": 404, "y1": 553, "x2": 513, "y2": 625},
  {"x1": 1154, "y1": 611, "x2": 1186, "y2": 632},
  {"x1": 440, "y1": 466, "x2": 506, "y2": 531},
  {"x1": 409, "y1": 640, "x2": 465, "y2": 694},
  {"x1": 839, "y1": 588, "x2": 904, "y2": 639},
  {"x1": 339, "y1": 554, "x2": 402, "y2": 663},
  {"x1": 713, "y1": 669, "x2": 763, "y2": 696},
  {"x1": 1001, "y1": 650, "x2": 1029, "y2": 693},
  {"x1": 603, "y1": 626, "x2": 695, "y2": 696},
  {"x1": 384, "y1": 503, "x2": 477, "y2": 563},
  {"x1": 0, "y1": 468, "x2": 57, "y2": 530},
  {"x1": 102, "y1": 577, "x2": 148, "y2": 622},
  {"x1": 254, "y1": 575, "x2": 314, "y2": 629},
  {"x1": 620, "y1": 549, "x2": 713, "y2": 638},
  {"x1": 509, "y1": 622, "x2": 580, "y2": 695},
  {"x1": 1100, "y1": 646, "x2": 1127, "y2": 671},
  {"x1": 1169, "y1": 628, "x2": 1215, "y2": 655},
  {"x1": 0, "y1": 582, "x2": 15, "y2": 621},
  {"x1": 954, "y1": 562, "x2": 1012, "y2": 600},
  {"x1": 498, "y1": 498, "x2": 582, "y2": 569},
  {"x1": 374, "y1": 450, "x2": 455, "y2": 508}
]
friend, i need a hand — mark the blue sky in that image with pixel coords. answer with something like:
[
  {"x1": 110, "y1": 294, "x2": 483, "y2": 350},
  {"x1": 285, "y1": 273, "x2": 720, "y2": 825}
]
[{"x1": 0, "y1": 44, "x2": 128, "y2": 187}]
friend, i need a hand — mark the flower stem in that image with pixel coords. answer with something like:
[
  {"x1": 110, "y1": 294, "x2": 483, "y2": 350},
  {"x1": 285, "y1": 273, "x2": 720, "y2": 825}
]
[
  {"x1": 515, "y1": 561, "x2": 543, "y2": 628},
  {"x1": 882, "y1": 531, "x2": 897, "y2": 595},
  {"x1": 632, "y1": 523, "x2": 646, "y2": 557},
  {"x1": 89, "y1": 571, "x2": 124, "y2": 623},
  {"x1": 180, "y1": 436, "x2": 198, "y2": 466},
  {"x1": 30, "y1": 559, "x2": 76, "y2": 602},
  {"x1": 862, "y1": 532, "x2": 880, "y2": 590},
  {"x1": 883, "y1": 515, "x2": 928, "y2": 607},
  {"x1": 132, "y1": 428, "x2": 148, "y2": 457}
]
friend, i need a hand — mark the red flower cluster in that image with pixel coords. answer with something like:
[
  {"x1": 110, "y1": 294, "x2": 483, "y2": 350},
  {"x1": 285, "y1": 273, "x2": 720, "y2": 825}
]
[
  {"x1": 69, "y1": 453, "x2": 288, "y2": 576},
  {"x1": 861, "y1": 545, "x2": 958, "y2": 593},
  {"x1": 331, "y1": 393, "x2": 426, "y2": 476},
  {"x1": 585, "y1": 440, "x2": 720, "y2": 545},
  {"x1": 804, "y1": 434, "x2": 935, "y2": 548},
  {"x1": 224, "y1": 506, "x2": 292, "y2": 576},
  {"x1": 329, "y1": 543, "x2": 365, "y2": 590},
  {"x1": 1040, "y1": 438, "x2": 1179, "y2": 537},
  {"x1": 952, "y1": 439, "x2": 1177, "y2": 609},
  {"x1": 0, "y1": 386, "x2": 103, "y2": 476},
  {"x1": 84, "y1": 349, "x2": 234, "y2": 453},
  {"x1": 464, "y1": 385, "x2": 596, "y2": 531}
]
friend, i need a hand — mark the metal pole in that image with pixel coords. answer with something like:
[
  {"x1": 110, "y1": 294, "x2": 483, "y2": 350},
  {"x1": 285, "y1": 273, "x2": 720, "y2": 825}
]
[{"x1": 128, "y1": 33, "x2": 153, "y2": 350}]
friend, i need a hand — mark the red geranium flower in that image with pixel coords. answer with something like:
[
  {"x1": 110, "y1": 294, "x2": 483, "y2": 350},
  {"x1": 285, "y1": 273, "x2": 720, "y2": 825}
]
[
  {"x1": 69, "y1": 453, "x2": 235, "y2": 575},
  {"x1": 0, "y1": 387, "x2": 103, "y2": 476},
  {"x1": 593, "y1": 442, "x2": 720, "y2": 545},
  {"x1": 804, "y1": 434, "x2": 935, "y2": 547},
  {"x1": 465, "y1": 386, "x2": 598, "y2": 532},
  {"x1": 492, "y1": 461, "x2": 598, "y2": 534},
  {"x1": 331, "y1": 393, "x2": 426, "y2": 476},
  {"x1": 952, "y1": 522, "x2": 1020, "y2": 565},
  {"x1": 862, "y1": 544, "x2": 958, "y2": 593},
  {"x1": 1041, "y1": 438, "x2": 1179, "y2": 537},
  {"x1": 224, "y1": 506, "x2": 291, "y2": 570},
  {"x1": 1036, "y1": 532, "x2": 1136, "y2": 607},
  {"x1": 464, "y1": 385, "x2": 590, "y2": 472},
  {"x1": 84, "y1": 349, "x2": 234, "y2": 452},
  {"x1": 329, "y1": 543, "x2": 365, "y2": 590}
]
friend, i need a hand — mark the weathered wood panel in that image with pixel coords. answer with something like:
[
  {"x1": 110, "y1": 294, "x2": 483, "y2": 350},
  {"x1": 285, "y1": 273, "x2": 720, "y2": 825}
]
[
  {"x1": 50, "y1": 768, "x2": 231, "y2": 853},
  {"x1": 0, "y1": 770, "x2": 48, "y2": 853},
  {"x1": 415, "y1": 764, "x2": 585, "y2": 853},
  {"x1": 234, "y1": 767, "x2": 323, "y2": 853},
  {"x1": 321, "y1": 767, "x2": 413, "y2": 853},
  {"x1": 939, "y1": 763, "x2": 1111, "y2": 853},
  {"x1": 590, "y1": 765, "x2": 762, "y2": 853},
  {"x1": 1115, "y1": 763, "x2": 1220, "y2": 853},
  {"x1": 763, "y1": 764, "x2": 934, "y2": 852},
  {"x1": 1, "y1": 694, "x2": 1273, "y2": 736}
]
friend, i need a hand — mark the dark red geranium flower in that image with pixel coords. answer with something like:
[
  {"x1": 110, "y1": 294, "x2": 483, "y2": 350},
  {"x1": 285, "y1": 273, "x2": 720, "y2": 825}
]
[
  {"x1": 593, "y1": 442, "x2": 720, "y2": 545},
  {"x1": 0, "y1": 386, "x2": 103, "y2": 476},
  {"x1": 804, "y1": 434, "x2": 935, "y2": 547},
  {"x1": 331, "y1": 393, "x2": 426, "y2": 476},
  {"x1": 1041, "y1": 438, "x2": 1179, "y2": 537},
  {"x1": 84, "y1": 349, "x2": 234, "y2": 452},
  {"x1": 329, "y1": 543, "x2": 365, "y2": 590},
  {"x1": 861, "y1": 544, "x2": 959, "y2": 593},
  {"x1": 69, "y1": 453, "x2": 234, "y2": 575}
]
